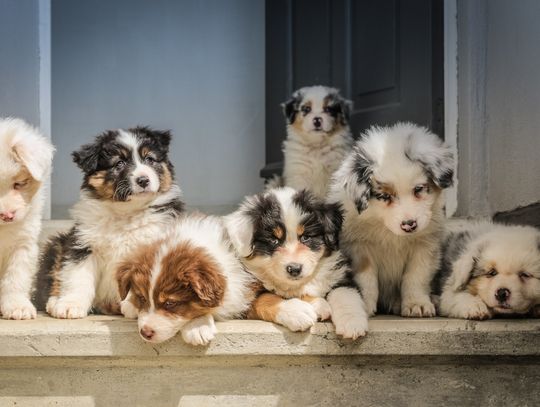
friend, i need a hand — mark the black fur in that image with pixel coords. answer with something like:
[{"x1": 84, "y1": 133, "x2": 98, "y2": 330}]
[
  {"x1": 282, "y1": 93, "x2": 302, "y2": 124},
  {"x1": 246, "y1": 193, "x2": 284, "y2": 256},
  {"x1": 150, "y1": 200, "x2": 185, "y2": 217},
  {"x1": 352, "y1": 146, "x2": 374, "y2": 213},
  {"x1": 325, "y1": 92, "x2": 352, "y2": 125}
]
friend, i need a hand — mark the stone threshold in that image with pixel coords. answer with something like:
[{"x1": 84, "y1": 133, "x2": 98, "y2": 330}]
[{"x1": 1, "y1": 313, "x2": 538, "y2": 358}]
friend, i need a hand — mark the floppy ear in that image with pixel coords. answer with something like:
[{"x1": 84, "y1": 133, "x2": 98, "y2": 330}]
[
  {"x1": 448, "y1": 241, "x2": 485, "y2": 292},
  {"x1": 116, "y1": 262, "x2": 134, "y2": 301},
  {"x1": 331, "y1": 148, "x2": 373, "y2": 214},
  {"x1": 188, "y1": 267, "x2": 226, "y2": 308},
  {"x1": 334, "y1": 95, "x2": 353, "y2": 125},
  {"x1": 10, "y1": 124, "x2": 54, "y2": 182},
  {"x1": 281, "y1": 91, "x2": 302, "y2": 124},
  {"x1": 72, "y1": 142, "x2": 102, "y2": 173},
  {"x1": 132, "y1": 126, "x2": 172, "y2": 151},
  {"x1": 318, "y1": 202, "x2": 343, "y2": 251},
  {"x1": 224, "y1": 210, "x2": 254, "y2": 258}
]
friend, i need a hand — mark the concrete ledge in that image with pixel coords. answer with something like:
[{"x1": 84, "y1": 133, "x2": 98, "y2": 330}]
[{"x1": 2, "y1": 313, "x2": 539, "y2": 358}]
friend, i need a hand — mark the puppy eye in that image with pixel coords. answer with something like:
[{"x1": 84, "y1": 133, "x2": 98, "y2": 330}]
[
  {"x1": 299, "y1": 235, "x2": 311, "y2": 243},
  {"x1": 376, "y1": 193, "x2": 392, "y2": 202},
  {"x1": 13, "y1": 180, "x2": 28, "y2": 190},
  {"x1": 163, "y1": 300, "x2": 178, "y2": 310},
  {"x1": 115, "y1": 160, "x2": 126, "y2": 169},
  {"x1": 413, "y1": 185, "x2": 426, "y2": 197},
  {"x1": 519, "y1": 271, "x2": 532, "y2": 279},
  {"x1": 323, "y1": 106, "x2": 330, "y2": 113},
  {"x1": 143, "y1": 156, "x2": 155, "y2": 164},
  {"x1": 301, "y1": 105, "x2": 311, "y2": 114},
  {"x1": 487, "y1": 268, "x2": 498, "y2": 277},
  {"x1": 270, "y1": 238, "x2": 280, "y2": 246},
  {"x1": 137, "y1": 294, "x2": 146, "y2": 304}
]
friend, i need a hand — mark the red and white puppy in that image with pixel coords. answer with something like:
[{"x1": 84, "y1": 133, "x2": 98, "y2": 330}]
[{"x1": 117, "y1": 214, "x2": 256, "y2": 346}]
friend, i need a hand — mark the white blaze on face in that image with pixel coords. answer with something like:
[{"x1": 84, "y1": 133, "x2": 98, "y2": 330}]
[{"x1": 117, "y1": 130, "x2": 160, "y2": 194}]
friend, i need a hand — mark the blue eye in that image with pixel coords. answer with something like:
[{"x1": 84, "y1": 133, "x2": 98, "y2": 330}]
[{"x1": 299, "y1": 235, "x2": 311, "y2": 243}]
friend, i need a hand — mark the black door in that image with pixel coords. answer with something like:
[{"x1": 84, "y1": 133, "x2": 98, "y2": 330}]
[{"x1": 262, "y1": 0, "x2": 444, "y2": 178}]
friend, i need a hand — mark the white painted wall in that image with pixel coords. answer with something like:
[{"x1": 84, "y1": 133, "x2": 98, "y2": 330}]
[
  {"x1": 51, "y1": 0, "x2": 265, "y2": 217},
  {"x1": 457, "y1": 0, "x2": 540, "y2": 216}
]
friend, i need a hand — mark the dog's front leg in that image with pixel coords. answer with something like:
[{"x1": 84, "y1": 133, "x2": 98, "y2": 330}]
[
  {"x1": 46, "y1": 254, "x2": 98, "y2": 319},
  {"x1": 0, "y1": 239, "x2": 38, "y2": 319},
  {"x1": 181, "y1": 313, "x2": 217, "y2": 346},
  {"x1": 352, "y1": 255, "x2": 378, "y2": 317},
  {"x1": 401, "y1": 243, "x2": 438, "y2": 317}
]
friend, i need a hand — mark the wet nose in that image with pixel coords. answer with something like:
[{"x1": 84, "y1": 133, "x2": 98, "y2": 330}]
[
  {"x1": 313, "y1": 117, "x2": 322, "y2": 128},
  {"x1": 136, "y1": 176, "x2": 150, "y2": 188},
  {"x1": 400, "y1": 219, "x2": 417, "y2": 233},
  {"x1": 0, "y1": 211, "x2": 15, "y2": 222},
  {"x1": 495, "y1": 288, "x2": 510, "y2": 303},
  {"x1": 140, "y1": 326, "x2": 155, "y2": 340},
  {"x1": 286, "y1": 263, "x2": 303, "y2": 277}
]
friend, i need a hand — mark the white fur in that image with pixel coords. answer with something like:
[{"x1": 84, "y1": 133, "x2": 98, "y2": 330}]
[
  {"x1": 135, "y1": 215, "x2": 256, "y2": 345},
  {"x1": 0, "y1": 118, "x2": 54, "y2": 319},
  {"x1": 329, "y1": 123, "x2": 454, "y2": 317},
  {"x1": 281, "y1": 86, "x2": 353, "y2": 199},
  {"x1": 46, "y1": 185, "x2": 183, "y2": 318},
  {"x1": 276, "y1": 298, "x2": 318, "y2": 332}
]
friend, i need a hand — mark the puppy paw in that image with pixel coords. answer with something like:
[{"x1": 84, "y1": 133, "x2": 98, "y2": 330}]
[
  {"x1": 120, "y1": 299, "x2": 139, "y2": 319},
  {"x1": 364, "y1": 299, "x2": 377, "y2": 317},
  {"x1": 46, "y1": 298, "x2": 88, "y2": 319},
  {"x1": 276, "y1": 298, "x2": 317, "y2": 332},
  {"x1": 310, "y1": 297, "x2": 332, "y2": 321},
  {"x1": 334, "y1": 313, "x2": 368, "y2": 340},
  {"x1": 1, "y1": 297, "x2": 37, "y2": 320},
  {"x1": 401, "y1": 298, "x2": 436, "y2": 317},
  {"x1": 181, "y1": 317, "x2": 217, "y2": 346},
  {"x1": 455, "y1": 301, "x2": 492, "y2": 320}
]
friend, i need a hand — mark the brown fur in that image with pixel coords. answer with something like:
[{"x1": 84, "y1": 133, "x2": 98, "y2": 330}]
[
  {"x1": 247, "y1": 292, "x2": 284, "y2": 322},
  {"x1": 87, "y1": 170, "x2": 115, "y2": 199},
  {"x1": 158, "y1": 163, "x2": 173, "y2": 192}
]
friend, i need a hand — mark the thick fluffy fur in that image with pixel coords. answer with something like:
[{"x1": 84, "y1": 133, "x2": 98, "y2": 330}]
[
  {"x1": 434, "y1": 221, "x2": 540, "y2": 319},
  {"x1": 276, "y1": 86, "x2": 353, "y2": 199},
  {"x1": 37, "y1": 127, "x2": 184, "y2": 318},
  {"x1": 117, "y1": 214, "x2": 257, "y2": 345},
  {"x1": 225, "y1": 187, "x2": 368, "y2": 339},
  {"x1": 328, "y1": 123, "x2": 454, "y2": 317},
  {"x1": 0, "y1": 118, "x2": 54, "y2": 319}
]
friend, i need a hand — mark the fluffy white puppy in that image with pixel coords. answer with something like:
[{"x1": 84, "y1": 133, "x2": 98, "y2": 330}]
[
  {"x1": 0, "y1": 118, "x2": 54, "y2": 319},
  {"x1": 435, "y1": 221, "x2": 540, "y2": 319},
  {"x1": 276, "y1": 86, "x2": 353, "y2": 199},
  {"x1": 328, "y1": 123, "x2": 454, "y2": 317}
]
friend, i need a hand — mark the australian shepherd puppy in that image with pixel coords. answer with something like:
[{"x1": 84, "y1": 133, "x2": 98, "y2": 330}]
[
  {"x1": 277, "y1": 86, "x2": 353, "y2": 199},
  {"x1": 37, "y1": 127, "x2": 184, "y2": 318},
  {"x1": 0, "y1": 118, "x2": 54, "y2": 319},
  {"x1": 434, "y1": 221, "x2": 540, "y2": 319},
  {"x1": 225, "y1": 187, "x2": 368, "y2": 339},
  {"x1": 328, "y1": 123, "x2": 455, "y2": 317},
  {"x1": 116, "y1": 214, "x2": 257, "y2": 346}
]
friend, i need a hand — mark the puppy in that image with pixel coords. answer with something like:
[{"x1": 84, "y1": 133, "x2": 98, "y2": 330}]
[
  {"x1": 117, "y1": 214, "x2": 257, "y2": 345},
  {"x1": 37, "y1": 126, "x2": 184, "y2": 318},
  {"x1": 328, "y1": 122, "x2": 454, "y2": 317},
  {"x1": 0, "y1": 118, "x2": 54, "y2": 319},
  {"x1": 434, "y1": 221, "x2": 540, "y2": 319},
  {"x1": 276, "y1": 86, "x2": 353, "y2": 199},
  {"x1": 225, "y1": 187, "x2": 368, "y2": 339}
]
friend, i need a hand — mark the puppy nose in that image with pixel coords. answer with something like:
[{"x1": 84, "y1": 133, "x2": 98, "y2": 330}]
[
  {"x1": 140, "y1": 326, "x2": 155, "y2": 340},
  {"x1": 313, "y1": 117, "x2": 322, "y2": 128},
  {"x1": 136, "y1": 176, "x2": 150, "y2": 188},
  {"x1": 495, "y1": 288, "x2": 510, "y2": 303},
  {"x1": 0, "y1": 211, "x2": 15, "y2": 222},
  {"x1": 286, "y1": 263, "x2": 303, "y2": 277},
  {"x1": 400, "y1": 219, "x2": 417, "y2": 233}
]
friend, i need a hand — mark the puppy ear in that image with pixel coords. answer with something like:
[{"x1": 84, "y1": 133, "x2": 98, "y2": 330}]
[
  {"x1": 224, "y1": 210, "x2": 254, "y2": 258},
  {"x1": 405, "y1": 126, "x2": 455, "y2": 189},
  {"x1": 116, "y1": 262, "x2": 134, "y2": 301},
  {"x1": 9, "y1": 121, "x2": 54, "y2": 182},
  {"x1": 334, "y1": 94, "x2": 353, "y2": 125},
  {"x1": 72, "y1": 142, "x2": 101, "y2": 173},
  {"x1": 188, "y1": 267, "x2": 226, "y2": 308},
  {"x1": 448, "y1": 241, "x2": 485, "y2": 292},
  {"x1": 133, "y1": 126, "x2": 172, "y2": 150},
  {"x1": 330, "y1": 147, "x2": 373, "y2": 214},
  {"x1": 318, "y1": 202, "x2": 343, "y2": 251},
  {"x1": 281, "y1": 90, "x2": 302, "y2": 125}
]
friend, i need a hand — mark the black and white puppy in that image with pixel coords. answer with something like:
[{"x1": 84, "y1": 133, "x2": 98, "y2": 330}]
[
  {"x1": 276, "y1": 86, "x2": 353, "y2": 199},
  {"x1": 225, "y1": 187, "x2": 368, "y2": 339},
  {"x1": 37, "y1": 127, "x2": 184, "y2": 318},
  {"x1": 434, "y1": 221, "x2": 540, "y2": 319},
  {"x1": 328, "y1": 123, "x2": 454, "y2": 317}
]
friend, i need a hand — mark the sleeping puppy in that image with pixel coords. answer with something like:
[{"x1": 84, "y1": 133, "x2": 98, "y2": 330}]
[
  {"x1": 117, "y1": 215, "x2": 257, "y2": 345},
  {"x1": 225, "y1": 187, "x2": 368, "y2": 339},
  {"x1": 37, "y1": 126, "x2": 184, "y2": 318},
  {"x1": 275, "y1": 86, "x2": 353, "y2": 199},
  {"x1": 0, "y1": 118, "x2": 54, "y2": 319},
  {"x1": 328, "y1": 123, "x2": 454, "y2": 317},
  {"x1": 434, "y1": 221, "x2": 540, "y2": 319}
]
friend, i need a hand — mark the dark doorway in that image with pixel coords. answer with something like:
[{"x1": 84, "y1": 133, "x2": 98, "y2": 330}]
[{"x1": 262, "y1": 0, "x2": 444, "y2": 178}]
